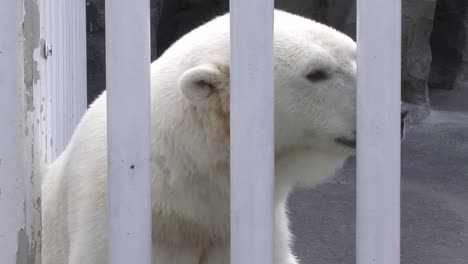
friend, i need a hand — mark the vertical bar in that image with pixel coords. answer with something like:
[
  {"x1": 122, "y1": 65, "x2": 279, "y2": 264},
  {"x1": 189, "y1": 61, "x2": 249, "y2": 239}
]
[
  {"x1": 40, "y1": 0, "x2": 48, "y2": 161},
  {"x1": 356, "y1": 1, "x2": 401, "y2": 264},
  {"x1": 78, "y1": 0, "x2": 83, "y2": 112},
  {"x1": 52, "y1": 0, "x2": 58, "y2": 157},
  {"x1": 0, "y1": 1, "x2": 25, "y2": 263},
  {"x1": 78, "y1": 0, "x2": 83, "y2": 118},
  {"x1": 81, "y1": 0, "x2": 87, "y2": 113},
  {"x1": 67, "y1": 0, "x2": 70, "y2": 139},
  {"x1": 46, "y1": 0, "x2": 53, "y2": 162},
  {"x1": 67, "y1": 0, "x2": 72, "y2": 141},
  {"x1": 64, "y1": 0, "x2": 69, "y2": 142},
  {"x1": 105, "y1": 0, "x2": 152, "y2": 263},
  {"x1": 71, "y1": 0, "x2": 76, "y2": 126},
  {"x1": 58, "y1": 0, "x2": 64, "y2": 153},
  {"x1": 230, "y1": 1, "x2": 275, "y2": 264}
]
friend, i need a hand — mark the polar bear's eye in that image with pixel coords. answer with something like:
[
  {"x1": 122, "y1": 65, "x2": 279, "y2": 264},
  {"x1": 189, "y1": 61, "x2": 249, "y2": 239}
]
[{"x1": 306, "y1": 69, "x2": 329, "y2": 82}]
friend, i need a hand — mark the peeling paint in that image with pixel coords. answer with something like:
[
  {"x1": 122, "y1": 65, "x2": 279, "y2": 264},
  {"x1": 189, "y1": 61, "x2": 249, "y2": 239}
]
[
  {"x1": 16, "y1": 201, "x2": 37, "y2": 264},
  {"x1": 39, "y1": 38, "x2": 46, "y2": 59},
  {"x1": 16, "y1": 228, "x2": 27, "y2": 264},
  {"x1": 23, "y1": 0, "x2": 41, "y2": 112},
  {"x1": 20, "y1": 1, "x2": 41, "y2": 264},
  {"x1": 35, "y1": 197, "x2": 41, "y2": 209},
  {"x1": 16, "y1": 227, "x2": 37, "y2": 264},
  {"x1": 31, "y1": 125, "x2": 34, "y2": 162}
]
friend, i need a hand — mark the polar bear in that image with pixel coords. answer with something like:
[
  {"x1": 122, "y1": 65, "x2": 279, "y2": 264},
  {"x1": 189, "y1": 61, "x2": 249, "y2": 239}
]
[{"x1": 42, "y1": 10, "x2": 358, "y2": 264}]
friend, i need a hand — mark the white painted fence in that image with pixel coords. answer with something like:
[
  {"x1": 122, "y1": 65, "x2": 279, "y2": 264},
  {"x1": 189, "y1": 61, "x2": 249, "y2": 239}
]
[
  {"x1": 0, "y1": 0, "x2": 401, "y2": 263},
  {"x1": 41, "y1": 0, "x2": 88, "y2": 162}
]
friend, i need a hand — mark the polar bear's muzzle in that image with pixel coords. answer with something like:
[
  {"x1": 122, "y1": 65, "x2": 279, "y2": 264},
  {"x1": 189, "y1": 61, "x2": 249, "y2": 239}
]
[
  {"x1": 335, "y1": 136, "x2": 356, "y2": 149},
  {"x1": 335, "y1": 108, "x2": 409, "y2": 149}
]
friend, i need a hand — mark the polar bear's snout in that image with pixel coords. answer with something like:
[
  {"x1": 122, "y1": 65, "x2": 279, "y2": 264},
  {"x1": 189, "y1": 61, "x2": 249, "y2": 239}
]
[
  {"x1": 336, "y1": 107, "x2": 408, "y2": 148},
  {"x1": 334, "y1": 136, "x2": 356, "y2": 149},
  {"x1": 333, "y1": 129, "x2": 355, "y2": 149}
]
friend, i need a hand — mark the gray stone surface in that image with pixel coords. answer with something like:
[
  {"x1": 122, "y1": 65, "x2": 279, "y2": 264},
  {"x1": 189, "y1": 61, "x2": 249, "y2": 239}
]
[
  {"x1": 288, "y1": 91, "x2": 468, "y2": 264},
  {"x1": 401, "y1": 0, "x2": 437, "y2": 109},
  {"x1": 156, "y1": 0, "x2": 225, "y2": 56},
  {"x1": 429, "y1": 0, "x2": 468, "y2": 92},
  {"x1": 84, "y1": 0, "x2": 466, "y2": 112},
  {"x1": 85, "y1": 0, "x2": 163, "y2": 104},
  {"x1": 86, "y1": 0, "x2": 106, "y2": 105}
]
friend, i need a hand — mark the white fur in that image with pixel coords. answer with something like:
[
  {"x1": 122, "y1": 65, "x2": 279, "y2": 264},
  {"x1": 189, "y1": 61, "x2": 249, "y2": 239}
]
[{"x1": 41, "y1": 10, "x2": 357, "y2": 264}]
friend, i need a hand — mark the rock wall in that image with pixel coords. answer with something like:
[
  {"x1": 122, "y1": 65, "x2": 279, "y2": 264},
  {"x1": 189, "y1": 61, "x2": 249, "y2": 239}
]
[
  {"x1": 85, "y1": 0, "x2": 163, "y2": 105},
  {"x1": 85, "y1": 0, "x2": 468, "y2": 120},
  {"x1": 86, "y1": 0, "x2": 106, "y2": 105},
  {"x1": 429, "y1": 0, "x2": 468, "y2": 91},
  {"x1": 401, "y1": 0, "x2": 437, "y2": 106}
]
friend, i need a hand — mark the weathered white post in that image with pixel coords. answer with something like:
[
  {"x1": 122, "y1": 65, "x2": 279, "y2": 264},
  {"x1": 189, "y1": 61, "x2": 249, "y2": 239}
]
[
  {"x1": 105, "y1": 0, "x2": 152, "y2": 263},
  {"x1": 0, "y1": 1, "x2": 27, "y2": 263},
  {"x1": 356, "y1": 1, "x2": 402, "y2": 264},
  {"x1": 230, "y1": 1, "x2": 275, "y2": 264}
]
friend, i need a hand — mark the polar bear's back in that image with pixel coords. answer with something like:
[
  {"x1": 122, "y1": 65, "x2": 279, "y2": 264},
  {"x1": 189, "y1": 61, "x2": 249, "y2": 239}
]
[
  {"x1": 42, "y1": 151, "x2": 70, "y2": 263},
  {"x1": 42, "y1": 93, "x2": 109, "y2": 264}
]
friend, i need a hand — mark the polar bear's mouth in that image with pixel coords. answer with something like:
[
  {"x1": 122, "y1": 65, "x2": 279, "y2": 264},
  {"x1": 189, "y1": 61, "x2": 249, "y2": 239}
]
[{"x1": 334, "y1": 137, "x2": 356, "y2": 149}]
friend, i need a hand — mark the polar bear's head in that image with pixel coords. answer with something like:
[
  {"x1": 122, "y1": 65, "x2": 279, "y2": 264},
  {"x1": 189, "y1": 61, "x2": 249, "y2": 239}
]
[
  {"x1": 270, "y1": 12, "x2": 357, "y2": 156},
  {"x1": 154, "y1": 10, "x2": 357, "y2": 159}
]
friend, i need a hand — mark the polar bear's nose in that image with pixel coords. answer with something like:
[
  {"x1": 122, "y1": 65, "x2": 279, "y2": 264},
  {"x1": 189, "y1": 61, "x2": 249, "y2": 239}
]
[{"x1": 335, "y1": 137, "x2": 356, "y2": 149}]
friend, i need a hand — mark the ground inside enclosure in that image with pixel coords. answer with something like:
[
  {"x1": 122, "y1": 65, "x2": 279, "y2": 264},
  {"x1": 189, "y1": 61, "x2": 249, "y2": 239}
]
[{"x1": 289, "y1": 89, "x2": 468, "y2": 264}]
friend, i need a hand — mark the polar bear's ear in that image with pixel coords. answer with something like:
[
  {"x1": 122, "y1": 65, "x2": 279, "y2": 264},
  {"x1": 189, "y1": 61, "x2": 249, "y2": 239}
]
[{"x1": 178, "y1": 63, "x2": 228, "y2": 104}]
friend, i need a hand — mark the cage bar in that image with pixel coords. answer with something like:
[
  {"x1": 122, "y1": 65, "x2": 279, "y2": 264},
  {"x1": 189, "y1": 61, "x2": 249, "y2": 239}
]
[
  {"x1": 356, "y1": 1, "x2": 402, "y2": 264},
  {"x1": 230, "y1": 1, "x2": 275, "y2": 264},
  {"x1": 105, "y1": 0, "x2": 152, "y2": 263}
]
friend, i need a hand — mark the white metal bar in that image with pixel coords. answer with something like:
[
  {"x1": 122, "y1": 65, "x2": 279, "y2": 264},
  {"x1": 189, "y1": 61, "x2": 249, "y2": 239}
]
[
  {"x1": 230, "y1": 1, "x2": 275, "y2": 264},
  {"x1": 57, "y1": 0, "x2": 64, "y2": 152},
  {"x1": 42, "y1": 0, "x2": 87, "y2": 163},
  {"x1": 356, "y1": 1, "x2": 401, "y2": 264},
  {"x1": 72, "y1": 0, "x2": 77, "y2": 126},
  {"x1": 80, "y1": 0, "x2": 87, "y2": 113},
  {"x1": 67, "y1": 0, "x2": 72, "y2": 141},
  {"x1": 65, "y1": 0, "x2": 70, "y2": 143},
  {"x1": 40, "y1": 0, "x2": 48, "y2": 161},
  {"x1": 46, "y1": 0, "x2": 53, "y2": 162},
  {"x1": 52, "y1": 0, "x2": 58, "y2": 156},
  {"x1": 105, "y1": 0, "x2": 152, "y2": 263}
]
